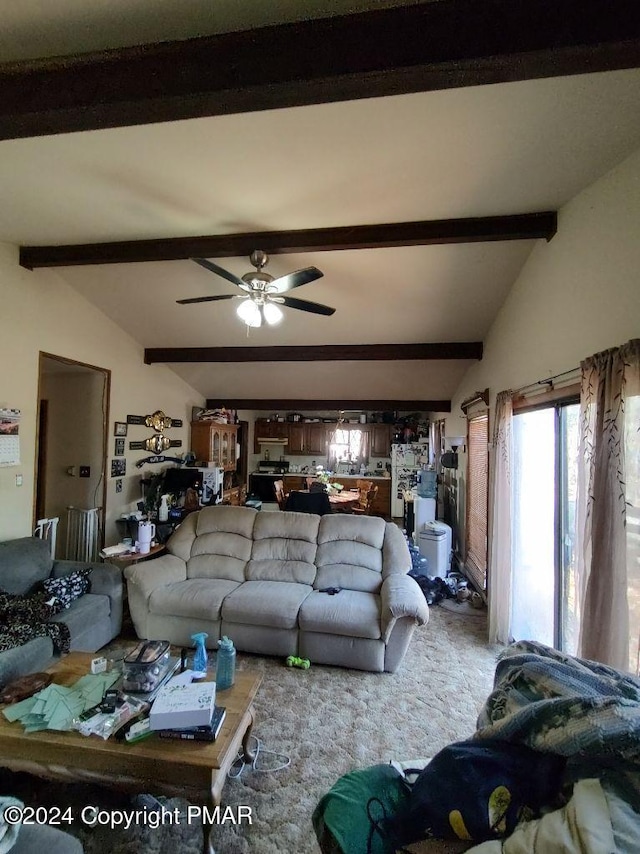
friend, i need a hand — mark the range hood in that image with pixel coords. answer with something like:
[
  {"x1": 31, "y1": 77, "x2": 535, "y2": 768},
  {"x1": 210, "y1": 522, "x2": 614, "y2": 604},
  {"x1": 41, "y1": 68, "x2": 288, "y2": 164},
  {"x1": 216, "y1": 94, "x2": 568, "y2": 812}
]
[{"x1": 257, "y1": 437, "x2": 289, "y2": 445}]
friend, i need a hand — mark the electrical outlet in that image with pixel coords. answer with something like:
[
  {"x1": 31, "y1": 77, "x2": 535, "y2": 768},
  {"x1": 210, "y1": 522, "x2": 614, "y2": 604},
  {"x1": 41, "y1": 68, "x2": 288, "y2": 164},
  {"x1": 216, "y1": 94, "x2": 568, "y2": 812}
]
[
  {"x1": 79, "y1": 466, "x2": 91, "y2": 478},
  {"x1": 15, "y1": 474, "x2": 23, "y2": 487}
]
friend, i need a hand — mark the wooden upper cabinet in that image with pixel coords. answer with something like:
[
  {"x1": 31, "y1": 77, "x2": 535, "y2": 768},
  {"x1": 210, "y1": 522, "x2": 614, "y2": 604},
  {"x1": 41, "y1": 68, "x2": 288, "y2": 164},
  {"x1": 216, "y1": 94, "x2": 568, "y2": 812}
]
[
  {"x1": 287, "y1": 423, "x2": 306, "y2": 454},
  {"x1": 191, "y1": 421, "x2": 238, "y2": 471},
  {"x1": 254, "y1": 419, "x2": 288, "y2": 453},
  {"x1": 370, "y1": 424, "x2": 393, "y2": 457},
  {"x1": 253, "y1": 419, "x2": 328, "y2": 455},
  {"x1": 305, "y1": 423, "x2": 328, "y2": 455}
]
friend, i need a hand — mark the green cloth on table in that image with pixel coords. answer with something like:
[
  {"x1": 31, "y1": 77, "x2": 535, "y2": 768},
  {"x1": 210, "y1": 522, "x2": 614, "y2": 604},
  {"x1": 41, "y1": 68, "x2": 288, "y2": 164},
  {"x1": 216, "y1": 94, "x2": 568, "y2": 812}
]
[{"x1": 2, "y1": 671, "x2": 119, "y2": 731}]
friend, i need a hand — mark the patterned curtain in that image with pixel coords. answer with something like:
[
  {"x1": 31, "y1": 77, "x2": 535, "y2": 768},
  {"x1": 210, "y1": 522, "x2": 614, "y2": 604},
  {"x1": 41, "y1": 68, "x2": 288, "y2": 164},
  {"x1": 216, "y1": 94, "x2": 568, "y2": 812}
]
[
  {"x1": 576, "y1": 338, "x2": 640, "y2": 670},
  {"x1": 488, "y1": 390, "x2": 514, "y2": 645}
]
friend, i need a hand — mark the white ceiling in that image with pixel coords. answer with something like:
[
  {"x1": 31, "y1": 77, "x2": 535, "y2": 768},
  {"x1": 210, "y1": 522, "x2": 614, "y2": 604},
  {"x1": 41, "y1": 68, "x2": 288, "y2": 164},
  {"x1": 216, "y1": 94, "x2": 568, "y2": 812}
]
[{"x1": 3, "y1": 2, "x2": 640, "y2": 408}]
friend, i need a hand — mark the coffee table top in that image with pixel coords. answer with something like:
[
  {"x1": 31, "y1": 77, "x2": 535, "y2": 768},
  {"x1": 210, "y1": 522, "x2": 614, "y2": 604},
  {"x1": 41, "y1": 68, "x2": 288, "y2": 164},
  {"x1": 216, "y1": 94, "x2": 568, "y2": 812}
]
[{"x1": 0, "y1": 652, "x2": 262, "y2": 801}]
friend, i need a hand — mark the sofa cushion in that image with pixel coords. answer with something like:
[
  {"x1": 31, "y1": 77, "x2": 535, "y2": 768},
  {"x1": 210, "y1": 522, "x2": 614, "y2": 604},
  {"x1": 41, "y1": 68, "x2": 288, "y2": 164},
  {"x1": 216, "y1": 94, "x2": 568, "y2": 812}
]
[
  {"x1": 149, "y1": 578, "x2": 240, "y2": 621},
  {"x1": 179, "y1": 506, "x2": 256, "y2": 582},
  {"x1": 222, "y1": 580, "x2": 312, "y2": 629},
  {"x1": 0, "y1": 537, "x2": 53, "y2": 595},
  {"x1": 299, "y1": 589, "x2": 382, "y2": 639},
  {"x1": 49, "y1": 592, "x2": 110, "y2": 645},
  {"x1": 315, "y1": 515, "x2": 386, "y2": 593},
  {"x1": 248, "y1": 511, "x2": 319, "y2": 584}
]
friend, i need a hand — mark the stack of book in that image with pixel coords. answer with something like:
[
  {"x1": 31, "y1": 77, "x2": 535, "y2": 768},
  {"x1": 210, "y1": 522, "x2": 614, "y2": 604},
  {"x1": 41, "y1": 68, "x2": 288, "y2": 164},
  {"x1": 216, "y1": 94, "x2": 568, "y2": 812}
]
[{"x1": 149, "y1": 681, "x2": 226, "y2": 742}]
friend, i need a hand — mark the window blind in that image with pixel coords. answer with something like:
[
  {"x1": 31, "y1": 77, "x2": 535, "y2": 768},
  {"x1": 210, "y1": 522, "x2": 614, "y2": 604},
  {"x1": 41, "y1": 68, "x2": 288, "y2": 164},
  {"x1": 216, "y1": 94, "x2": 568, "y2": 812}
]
[{"x1": 465, "y1": 413, "x2": 488, "y2": 592}]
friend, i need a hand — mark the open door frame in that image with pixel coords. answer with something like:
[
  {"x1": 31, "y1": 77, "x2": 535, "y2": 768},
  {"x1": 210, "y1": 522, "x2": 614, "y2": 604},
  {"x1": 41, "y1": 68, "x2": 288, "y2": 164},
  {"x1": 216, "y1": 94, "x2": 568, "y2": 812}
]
[{"x1": 35, "y1": 352, "x2": 111, "y2": 551}]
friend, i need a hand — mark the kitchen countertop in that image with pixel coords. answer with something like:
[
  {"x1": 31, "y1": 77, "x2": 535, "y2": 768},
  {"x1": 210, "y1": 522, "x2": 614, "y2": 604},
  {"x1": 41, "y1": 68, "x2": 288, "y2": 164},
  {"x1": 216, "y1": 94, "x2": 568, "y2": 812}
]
[{"x1": 282, "y1": 472, "x2": 390, "y2": 480}]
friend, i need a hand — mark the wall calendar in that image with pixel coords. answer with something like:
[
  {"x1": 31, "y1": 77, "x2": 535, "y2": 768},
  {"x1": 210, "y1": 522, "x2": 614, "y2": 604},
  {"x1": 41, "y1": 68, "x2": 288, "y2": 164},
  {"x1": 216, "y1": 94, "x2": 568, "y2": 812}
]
[{"x1": 0, "y1": 408, "x2": 21, "y2": 467}]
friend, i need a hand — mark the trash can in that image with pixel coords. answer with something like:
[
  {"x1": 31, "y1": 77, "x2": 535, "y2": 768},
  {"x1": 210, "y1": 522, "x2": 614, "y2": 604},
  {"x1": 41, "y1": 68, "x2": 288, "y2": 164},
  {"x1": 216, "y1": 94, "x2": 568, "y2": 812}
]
[{"x1": 416, "y1": 521, "x2": 452, "y2": 578}]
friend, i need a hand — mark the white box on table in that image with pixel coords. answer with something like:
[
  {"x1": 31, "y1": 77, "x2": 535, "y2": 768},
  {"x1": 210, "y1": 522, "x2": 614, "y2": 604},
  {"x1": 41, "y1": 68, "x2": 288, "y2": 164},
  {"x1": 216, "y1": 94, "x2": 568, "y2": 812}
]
[{"x1": 149, "y1": 681, "x2": 216, "y2": 730}]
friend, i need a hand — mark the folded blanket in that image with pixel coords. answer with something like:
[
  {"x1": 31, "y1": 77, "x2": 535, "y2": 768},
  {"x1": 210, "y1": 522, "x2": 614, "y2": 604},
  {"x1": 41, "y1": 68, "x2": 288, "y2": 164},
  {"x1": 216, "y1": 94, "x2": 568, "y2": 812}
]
[
  {"x1": 0, "y1": 590, "x2": 70, "y2": 655},
  {"x1": 474, "y1": 640, "x2": 640, "y2": 810}
]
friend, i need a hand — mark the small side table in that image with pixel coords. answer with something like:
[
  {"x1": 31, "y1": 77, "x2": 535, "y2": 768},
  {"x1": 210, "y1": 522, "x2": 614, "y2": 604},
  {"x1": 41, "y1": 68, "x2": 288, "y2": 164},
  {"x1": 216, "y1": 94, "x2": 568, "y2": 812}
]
[{"x1": 102, "y1": 543, "x2": 166, "y2": 567}]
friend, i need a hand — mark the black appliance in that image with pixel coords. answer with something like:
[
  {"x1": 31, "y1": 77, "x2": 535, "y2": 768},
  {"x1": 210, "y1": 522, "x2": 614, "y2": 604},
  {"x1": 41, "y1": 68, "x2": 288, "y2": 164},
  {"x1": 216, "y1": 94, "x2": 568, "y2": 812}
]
[{"x1": 249, "y1": 461, "x2": 290, "y2": 502}]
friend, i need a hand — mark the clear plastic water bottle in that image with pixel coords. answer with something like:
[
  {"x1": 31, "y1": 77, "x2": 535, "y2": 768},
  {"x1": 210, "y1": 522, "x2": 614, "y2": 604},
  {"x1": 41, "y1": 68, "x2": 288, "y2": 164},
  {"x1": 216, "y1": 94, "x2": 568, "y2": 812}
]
[{"x1": 216, "y1": 635, "x2": 236, "y2": 690}]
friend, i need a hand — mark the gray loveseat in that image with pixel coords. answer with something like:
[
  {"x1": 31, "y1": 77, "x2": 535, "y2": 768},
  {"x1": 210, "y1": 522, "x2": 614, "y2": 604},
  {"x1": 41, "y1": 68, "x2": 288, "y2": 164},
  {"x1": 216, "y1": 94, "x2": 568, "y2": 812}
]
[
  {"x1": 0, "y1": 536, "x2": 123, "y2": 687},
  {"x1": 125, "y1": 506, "x2": 429, "y2": 672}
]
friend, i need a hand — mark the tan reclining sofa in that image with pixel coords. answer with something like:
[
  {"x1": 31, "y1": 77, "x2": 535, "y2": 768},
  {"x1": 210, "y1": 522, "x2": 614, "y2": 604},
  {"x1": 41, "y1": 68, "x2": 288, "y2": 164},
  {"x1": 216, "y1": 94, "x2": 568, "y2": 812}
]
[{"x1": 124, "y1": 505, "x2": 429, "y2": 672}]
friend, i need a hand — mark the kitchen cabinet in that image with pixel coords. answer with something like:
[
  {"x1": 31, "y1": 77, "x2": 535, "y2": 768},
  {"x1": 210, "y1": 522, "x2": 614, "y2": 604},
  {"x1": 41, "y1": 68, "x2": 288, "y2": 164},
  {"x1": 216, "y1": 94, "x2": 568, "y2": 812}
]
[
  {"x1": 369, "y1": 424, "x2": 393, "y2": 457},
  {"x1": 253, "y1": 419, "x2": 329, "y2": 456},
  {"x1": 191, "y1": 421, "x2": 238, "y2": 471},
  {"x1": 253, "y1": 419, "x2": 288, "y2": 453},
  {"x1": 305, "y1": 423, "x2": 329, "y2": 455}
]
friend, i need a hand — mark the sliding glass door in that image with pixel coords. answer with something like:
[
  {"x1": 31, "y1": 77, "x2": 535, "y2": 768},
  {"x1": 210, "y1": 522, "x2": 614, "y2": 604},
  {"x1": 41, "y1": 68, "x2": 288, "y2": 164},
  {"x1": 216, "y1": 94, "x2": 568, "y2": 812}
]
[{"x1": 511, "y1": 400, "x2": 579, "y2": 650}]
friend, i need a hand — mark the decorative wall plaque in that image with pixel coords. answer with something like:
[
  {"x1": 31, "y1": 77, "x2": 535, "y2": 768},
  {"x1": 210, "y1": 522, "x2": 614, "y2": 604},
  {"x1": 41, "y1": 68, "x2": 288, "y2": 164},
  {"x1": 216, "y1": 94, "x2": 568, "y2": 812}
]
[
  {"x1": 127, "y1": 412, "x2": 183, "y2": 430},
  {"x1": 114, "y1": 438, "x2": 125, "y2": 456},
  {"x1": 129, "y1": 435, "x2": 182, "y2": 453},
  {"x1": 135, "y1": 454, "x2": 185, "y2": 468}
]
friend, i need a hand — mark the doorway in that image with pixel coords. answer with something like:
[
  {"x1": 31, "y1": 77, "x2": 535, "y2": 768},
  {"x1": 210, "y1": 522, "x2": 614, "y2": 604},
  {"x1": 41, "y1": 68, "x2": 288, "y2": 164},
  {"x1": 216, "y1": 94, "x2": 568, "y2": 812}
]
[
  {"x1": 510, "y1": 398, "x2": 579, "y2": 650},
  {"x1": 36, "y1": 353, "x2": 110, "y2": 559}
]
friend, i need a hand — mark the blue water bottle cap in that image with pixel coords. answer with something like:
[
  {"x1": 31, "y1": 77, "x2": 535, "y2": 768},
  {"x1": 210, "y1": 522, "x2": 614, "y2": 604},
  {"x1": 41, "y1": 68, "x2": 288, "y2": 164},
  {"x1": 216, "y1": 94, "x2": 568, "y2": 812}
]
[{"x1": 218, "y1": 635, "x2": 234, "y2": 650}]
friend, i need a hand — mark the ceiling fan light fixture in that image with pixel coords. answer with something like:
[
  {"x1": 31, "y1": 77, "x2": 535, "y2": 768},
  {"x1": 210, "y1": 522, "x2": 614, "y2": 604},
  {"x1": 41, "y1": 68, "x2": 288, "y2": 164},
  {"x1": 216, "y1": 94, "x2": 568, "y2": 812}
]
[
  {"x1": 263, "y1": 302, "x2": 283, "y2": 325},
  {"x1": 236, "y1": 298, "x2": 262, "y2": 327}
]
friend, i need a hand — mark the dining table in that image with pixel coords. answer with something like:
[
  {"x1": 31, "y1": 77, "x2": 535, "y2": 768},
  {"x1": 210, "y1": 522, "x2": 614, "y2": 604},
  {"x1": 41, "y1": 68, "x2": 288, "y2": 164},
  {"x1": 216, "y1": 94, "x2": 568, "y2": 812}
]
[{"x1": 326, "y1": 489, "x2": 361, "y2": 511}]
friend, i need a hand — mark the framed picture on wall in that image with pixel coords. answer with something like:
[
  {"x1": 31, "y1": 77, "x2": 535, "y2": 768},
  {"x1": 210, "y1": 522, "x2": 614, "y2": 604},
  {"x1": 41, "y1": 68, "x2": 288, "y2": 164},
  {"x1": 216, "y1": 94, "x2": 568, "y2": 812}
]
[
  {"x1": 111, "y1": 458, "x2": 126, "y2": 478},
  {"x1": 114, "y1": 438, "x2": 125, "y2": 456},
  {"x1": 114, "y1": 422, "x2": 127, "y2": 437}
]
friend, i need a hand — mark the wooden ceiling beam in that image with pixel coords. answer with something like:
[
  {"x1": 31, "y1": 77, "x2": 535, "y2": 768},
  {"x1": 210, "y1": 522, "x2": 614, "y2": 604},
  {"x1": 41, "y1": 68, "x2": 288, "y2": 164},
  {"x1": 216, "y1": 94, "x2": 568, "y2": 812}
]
[
  {"x1": 2, "y1": 0, "x2": 640, "y2": 141},
  {"x1": 144, "y1": 342, "x2": 483, "y2": 364},
  {"x1": 206, "y1": 399, "x2": 452, "y2": 412},
  {"x1": 20, "y1": 212, "x2": 556, "y2": 268}
]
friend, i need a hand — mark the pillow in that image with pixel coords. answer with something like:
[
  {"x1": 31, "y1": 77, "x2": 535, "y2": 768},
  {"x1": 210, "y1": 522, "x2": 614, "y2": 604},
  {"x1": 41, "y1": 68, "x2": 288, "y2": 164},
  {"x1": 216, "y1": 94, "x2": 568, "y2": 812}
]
[{"x1": 43, "y1": 568, "x2": 92, "y2": 609}]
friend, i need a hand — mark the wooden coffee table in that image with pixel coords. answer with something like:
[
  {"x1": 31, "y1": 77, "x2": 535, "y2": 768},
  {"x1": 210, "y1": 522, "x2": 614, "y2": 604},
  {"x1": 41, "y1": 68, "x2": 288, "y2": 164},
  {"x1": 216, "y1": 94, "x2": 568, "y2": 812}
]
[{"x1": 0, "y1": 652, "x2": 262, "y2": 807}]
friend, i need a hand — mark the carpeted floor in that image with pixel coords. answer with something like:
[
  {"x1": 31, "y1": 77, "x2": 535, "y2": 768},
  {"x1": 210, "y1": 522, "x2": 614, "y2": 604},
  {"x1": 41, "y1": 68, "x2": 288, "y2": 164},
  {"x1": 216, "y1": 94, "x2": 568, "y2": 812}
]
[{"x1": 2, "y1": 604, "x2": 502, "y2": 853}]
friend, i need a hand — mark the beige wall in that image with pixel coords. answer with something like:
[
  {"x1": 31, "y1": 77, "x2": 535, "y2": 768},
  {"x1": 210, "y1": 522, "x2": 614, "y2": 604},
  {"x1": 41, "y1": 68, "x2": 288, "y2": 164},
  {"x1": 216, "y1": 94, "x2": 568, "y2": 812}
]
[
  {"x1": 449, "y1": 145, "x2": 640, "y2": 560},
  {"x1": 0, "y1": 243, "x2": 204, "y2": 544},
  {"x1": 452, "y1": 145, "x2": 640, "y2": 418}
]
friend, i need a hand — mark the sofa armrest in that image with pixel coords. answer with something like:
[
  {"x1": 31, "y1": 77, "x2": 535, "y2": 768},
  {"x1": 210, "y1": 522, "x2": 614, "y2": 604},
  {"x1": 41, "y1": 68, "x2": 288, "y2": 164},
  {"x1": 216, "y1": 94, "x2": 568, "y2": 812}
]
[
  {"x1": 380, "y1": 573, "x2": 429, "y2": 642},
  {"x1": 124, "y1": 554, "x2": 187, "y2": 639},
  {"x1": 52, "y1": 560, "x2": 123, "y2": 639}
]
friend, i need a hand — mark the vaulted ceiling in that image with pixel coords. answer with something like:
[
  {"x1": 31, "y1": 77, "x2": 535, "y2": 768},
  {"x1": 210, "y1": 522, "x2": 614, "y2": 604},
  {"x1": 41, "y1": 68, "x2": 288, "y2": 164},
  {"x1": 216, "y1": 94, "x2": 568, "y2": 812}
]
[{"x1": 3, "y1": 1, "x2": 640, "y2": 410}]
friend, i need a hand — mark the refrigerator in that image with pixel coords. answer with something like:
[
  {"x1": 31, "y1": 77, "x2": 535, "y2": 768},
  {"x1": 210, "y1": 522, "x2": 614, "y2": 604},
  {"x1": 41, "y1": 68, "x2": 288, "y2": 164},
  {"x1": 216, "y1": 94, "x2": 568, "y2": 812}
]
[{"x1": 390, "y1": 441, "x2": 430, "y2": 518}]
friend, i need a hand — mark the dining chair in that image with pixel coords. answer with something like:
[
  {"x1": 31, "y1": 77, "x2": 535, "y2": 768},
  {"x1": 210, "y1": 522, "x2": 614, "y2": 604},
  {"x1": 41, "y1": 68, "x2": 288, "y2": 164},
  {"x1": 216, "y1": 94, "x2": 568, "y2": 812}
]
[
  {"x1": 273, "y1": 479, "x2": 288, "y2": 510},
  {"x1": 352, "y1": 484, "x2": 378, "y2": 515}
]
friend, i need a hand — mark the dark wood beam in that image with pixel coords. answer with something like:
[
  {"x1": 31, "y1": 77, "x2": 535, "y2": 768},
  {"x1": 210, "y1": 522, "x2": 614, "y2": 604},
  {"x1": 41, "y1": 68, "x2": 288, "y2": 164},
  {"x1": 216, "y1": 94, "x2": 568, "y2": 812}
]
[
  {"x1": 2, "y1": 0, "x2": 640, "y2": 141},
  {"x1": 20, "y1": 213, "x2": 556, "y2": 268},
  {"x1": 144, "y1": 342, "x2": 483, "y2": 364},
  {"x1": 206, "y1": 399, "x2": 452, "y2": 412}
]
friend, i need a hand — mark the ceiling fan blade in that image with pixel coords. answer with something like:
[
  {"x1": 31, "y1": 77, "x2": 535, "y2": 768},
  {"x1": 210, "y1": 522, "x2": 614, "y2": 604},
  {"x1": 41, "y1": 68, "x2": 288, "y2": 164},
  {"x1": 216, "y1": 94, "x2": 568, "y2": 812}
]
[
  {"x1": 277, "y1": 295, "x2": 336, "y2": 316},
  {"x1": 269, "y1": 266, "x2": 324, "y2": 293},
  {"x1": 176, "y1": 294, "x2": 237, "y2": 305},
  {"x1": 192, "y1": 258, "x2": 246, "y2": 289}
]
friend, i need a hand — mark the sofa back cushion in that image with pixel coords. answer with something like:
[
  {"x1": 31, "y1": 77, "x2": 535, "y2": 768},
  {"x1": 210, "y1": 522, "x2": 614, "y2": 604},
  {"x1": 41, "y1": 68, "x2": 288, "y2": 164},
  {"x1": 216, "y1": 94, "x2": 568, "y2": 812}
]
[
  {"x1": 185, "y1": 506, "x2": 257, "y2": 583},
  {"x1": 315, "y1": 515, "x2": 387, "y2": 593},
  {"x1": 246, "y1": 512, "x2": 319, "y2": 584},
  {"x1": 0, "y1": 537, "x2": 53, "y2": 595}
]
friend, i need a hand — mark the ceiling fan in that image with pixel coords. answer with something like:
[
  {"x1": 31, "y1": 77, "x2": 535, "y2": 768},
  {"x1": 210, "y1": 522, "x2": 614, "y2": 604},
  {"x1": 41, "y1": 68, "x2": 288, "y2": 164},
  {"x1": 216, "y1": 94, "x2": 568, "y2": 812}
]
[{"x1": 177, "y1": 250, "x2": 336, "y2": 328}]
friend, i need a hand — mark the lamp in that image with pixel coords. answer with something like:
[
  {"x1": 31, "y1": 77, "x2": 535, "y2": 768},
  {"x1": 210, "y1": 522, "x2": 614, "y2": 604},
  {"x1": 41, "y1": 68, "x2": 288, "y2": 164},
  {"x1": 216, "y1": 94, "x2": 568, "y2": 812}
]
[
  {"x1": 236, "y1": 296, "x2": 283, "y2": 328},
  {"x1": 442, "y1": 436, "x2": 466, "y2": 470}
]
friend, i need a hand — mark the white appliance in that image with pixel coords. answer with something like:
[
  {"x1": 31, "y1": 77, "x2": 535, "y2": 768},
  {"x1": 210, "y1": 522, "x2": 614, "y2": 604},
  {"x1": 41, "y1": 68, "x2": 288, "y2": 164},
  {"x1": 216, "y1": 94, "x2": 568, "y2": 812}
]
[
  {"x1": 416, "y1": 521, "x2": 452, "y2": 578},
  {"x1": 197, "y1": 467, "x2": 224, "y2": 505},
  {"x1": 413, "y1": 495, "x2": 436, "y2": 541},
  {"x1": 390, "y1": 442, "x2": 429, "y2": 517}
]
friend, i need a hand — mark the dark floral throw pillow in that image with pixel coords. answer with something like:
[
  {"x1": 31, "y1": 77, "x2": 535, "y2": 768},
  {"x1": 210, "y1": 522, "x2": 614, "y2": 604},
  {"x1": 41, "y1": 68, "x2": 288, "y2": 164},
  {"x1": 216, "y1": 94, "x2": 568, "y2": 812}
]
[{"x1": 43, "y1": 568, "x2": 92, "y2": 609}]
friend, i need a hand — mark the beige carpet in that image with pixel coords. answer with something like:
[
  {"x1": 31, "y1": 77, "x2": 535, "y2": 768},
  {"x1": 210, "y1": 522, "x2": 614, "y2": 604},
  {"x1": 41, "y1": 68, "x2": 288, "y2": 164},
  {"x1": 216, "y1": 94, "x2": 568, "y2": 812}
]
[
  {"x1": 1, "y1": 605, "x2": 501, "y2": 854},
  {"x1": 210, "y1": 605, "x2": 502, "y2": 853}
]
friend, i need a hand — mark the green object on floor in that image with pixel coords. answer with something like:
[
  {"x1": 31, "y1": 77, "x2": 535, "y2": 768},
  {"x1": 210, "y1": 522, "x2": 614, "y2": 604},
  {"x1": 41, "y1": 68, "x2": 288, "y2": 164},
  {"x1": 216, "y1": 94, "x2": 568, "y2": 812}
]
[
  {"x1": 286, "y1": 655, "x2": 310, "y2": 669},
  {"x1": 313, "y1": 764, "x2": 408, "y2": 854}
]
